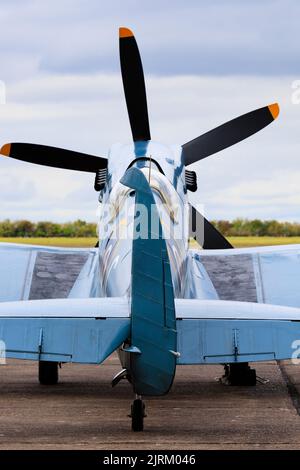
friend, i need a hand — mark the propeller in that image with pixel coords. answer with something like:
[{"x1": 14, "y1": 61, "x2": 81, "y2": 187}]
[
  {"x1": 119, "y1": 27, "x2": 151, "y2": 142},
  {"x1": 189, "y1": 204, "x2": 233, "y2": 249},
  {"x1": 183, "y1": 103, "x2": 279, "y2": 165},
  {"x1": 0, "y1": 143, "x2": 107, "y2": 173},
  {"x1": 0, "y1": 24, "x2": 280, "y2": 234}
]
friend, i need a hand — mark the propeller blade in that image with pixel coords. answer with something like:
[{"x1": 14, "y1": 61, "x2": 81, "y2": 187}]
[
  {"x1": 119, "y1": 27, "x2": 151, "y2": 142},
  {"x1": 0, "y1": 143, "x2": 107, "y2": 173},
  {"x1": 183, "y1": 103, "x2": 279, "y2": 165},
  {"x1": 189, "y1": 204, "x2": 233, "y2": 249}
]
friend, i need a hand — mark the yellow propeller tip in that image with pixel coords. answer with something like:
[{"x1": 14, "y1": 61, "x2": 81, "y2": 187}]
[
  {"x1": 119, "y1": 27, "x2": 134, "y2": 38},
  {"x1": 0, "y1": 143, "x2": 11, "y2": 156},
  {"x1": 268, "y1": 103, "x2": 280, "y2": 120}
]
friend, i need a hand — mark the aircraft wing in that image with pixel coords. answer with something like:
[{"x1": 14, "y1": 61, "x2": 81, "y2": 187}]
[
  {"x1": 2, "y1": 242, "x2": 300, "y2": 367},
  {"x1": 0, "y1": 242, "x2": 100, "y2": 302},
  {"x1": 179, "y1": 244, "x2": 300, "y2": 365},
  {"x1": 187, "y1": 244, "x2": 300, "y2": 307},
  {"x1": 0, "y1": 243, "x2": 129, "y2": 364}
]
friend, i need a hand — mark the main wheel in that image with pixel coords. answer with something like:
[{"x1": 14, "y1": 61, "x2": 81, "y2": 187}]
[
  {"x1": 131, "y1": 399, "x2": 145, "y2": 432},
  {"x1": 38, "y1": 361, "x2": 59, "y2": 385}
]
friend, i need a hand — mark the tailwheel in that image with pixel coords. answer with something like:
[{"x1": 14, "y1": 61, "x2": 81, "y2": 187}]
[
  {"x1": 223, "y1": 363, "x2": 256, "y2": 386},
  {"x1": 130, "y1": 397, "x2": 146, "y2": 432},
  {"x1": 38, "y1": 361, "x2": 59, "y2": 385}
]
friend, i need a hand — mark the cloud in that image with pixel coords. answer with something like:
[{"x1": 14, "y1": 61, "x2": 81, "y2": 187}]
[
  {"x1": 0, "y1": 71, "x2": 299, "y2": 221},
  {"x1": 204, "y1": 170, "x2": 300, "y2": 221},
  {"x1": 0, "y1": 2, "x2": 299, "y2": 222},
  {"x1": 0, "y1": 0, "x2": 299, "y2": 80}
]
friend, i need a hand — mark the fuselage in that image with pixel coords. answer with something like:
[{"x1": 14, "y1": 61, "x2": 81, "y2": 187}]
[{"x1": 98, "y1": 141, "x2": 189, "y2": 298}]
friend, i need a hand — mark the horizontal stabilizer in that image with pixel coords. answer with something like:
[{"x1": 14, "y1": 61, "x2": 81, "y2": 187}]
[
  {"x1": 176, "y1": 298, "x2": 300, "y2": 365},
  {"x1": 0, "y1": 297, "x2": 130, "y2": 364},
  {"x1": 175, "y1": 298, "x2": 300, "y2": 321},
  {"x1": 0, "y1": 297, "x2": 129, "y2": 318}
]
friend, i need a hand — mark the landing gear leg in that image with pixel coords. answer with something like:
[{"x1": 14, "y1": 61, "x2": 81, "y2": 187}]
[
  {"x1": 130, "y1": 395, "x2": 146, "y2": 432},
  {"x1": 38, "y1": 361, "x2": 59, "y2": 385},
  {"x1": 223, "y1": 362, "x2": 256, "y2": 386}
]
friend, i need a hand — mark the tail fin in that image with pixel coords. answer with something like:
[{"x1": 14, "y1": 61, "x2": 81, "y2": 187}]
[{"x1": 121, "y1": 167, "x2": 177, "y2": 395}]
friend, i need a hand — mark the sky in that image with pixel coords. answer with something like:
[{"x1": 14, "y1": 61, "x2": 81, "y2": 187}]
[{"x1": 0, "y1": 0, "x2": 299, "y2": 222}]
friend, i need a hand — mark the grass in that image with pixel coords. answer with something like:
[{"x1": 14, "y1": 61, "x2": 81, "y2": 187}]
[
  {"x1": 1, "y1": 236, "x2": 300, "y2": 248},
  {"x1": 228, "y1": 236, "x2": 300, "y2": 248},
  {"x1": 190, "y1": 236, "x2": 300, "y2": 248},
  {"x1": 0, "y1": 237, "x2": 98, "y2": 248}
]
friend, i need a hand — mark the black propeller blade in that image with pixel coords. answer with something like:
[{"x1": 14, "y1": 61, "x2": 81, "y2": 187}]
[
  {"x1": 183, "y1": 103, "x2": 279, "y2": 165},
  {"x1": 189, "y1": 204, "x2": 233, "y2": 249},
  {"x1": 0, "y1": 143, "x2": 107, "y2": 173},
  {"x1": 119, "y1": 27, "x2": 151, "y2": 142}
]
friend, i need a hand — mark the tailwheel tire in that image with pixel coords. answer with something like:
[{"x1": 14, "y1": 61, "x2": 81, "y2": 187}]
[
  {"x1": 39, "y1": 361, "x2": 59, "y2": 385},
  {"x1": 224, "y1": 363, "x2": 257, "y2": 386},
  {"x1": 131, "y1": 399, "x2": 145, "y2": 432}
]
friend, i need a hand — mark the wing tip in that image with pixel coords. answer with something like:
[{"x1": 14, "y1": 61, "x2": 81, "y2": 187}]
[
  {"x1": 119, "y1": 27, "x2": 134, "y2": 38},
  {"x1": 268, "y1": 103, "x2": 280, "y2": 120},
  {"x1": 0, "y1": 143, "x2": 11, "y2": 156}
]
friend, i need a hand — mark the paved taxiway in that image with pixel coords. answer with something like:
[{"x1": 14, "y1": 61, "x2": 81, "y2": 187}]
[{"x1": 0, "y1": 356, "x2": 300, "y2": 449}]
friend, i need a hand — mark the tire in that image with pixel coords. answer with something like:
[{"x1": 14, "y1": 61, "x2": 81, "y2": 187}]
[
  {"x1": 131, "y1": 399, "x2": 144, "y2": 432},
  {"x1": 39, "y1": 361, "x2": 59, "y2": 385},
  {"x1": 228, "y1": 363, "x2": 257, "y2": 386}
]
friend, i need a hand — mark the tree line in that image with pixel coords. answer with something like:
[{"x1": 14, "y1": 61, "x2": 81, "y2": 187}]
[
  {"x1": 1, "y1": 218, "x2": 300, "y2": 238},
  {"x1": 213, "y1": 219, "x2": 300, "y2": 237},
  {"x1": 0, "y1": 220, "x2": 97, "y2": 237}
]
